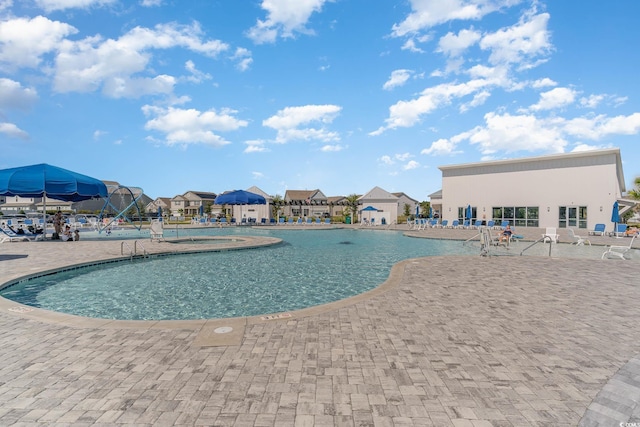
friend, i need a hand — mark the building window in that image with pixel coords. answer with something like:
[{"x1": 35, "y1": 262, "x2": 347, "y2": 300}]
[
  {"x1": 558, "y1": 206, "x2": 587, "y2": 229},
  {"x1": 492, "y1": 206, "x2": 539, "y2": 227}
]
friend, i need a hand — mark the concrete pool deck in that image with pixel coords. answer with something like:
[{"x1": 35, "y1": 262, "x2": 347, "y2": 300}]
[{"x1": 0, "y1": 225, "x2": 639, "y2": 425}]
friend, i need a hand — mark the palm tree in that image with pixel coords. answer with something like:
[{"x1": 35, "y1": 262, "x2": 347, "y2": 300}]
[
  {"x1": 271, "y1": 194, "x2": 284, "y2": 219},
  {"x1": 629, "y1": 177, "x2": 640, "y2": 200},
  {"x1": 344, "y1": 194, "x2": 360, "y2": 223}
]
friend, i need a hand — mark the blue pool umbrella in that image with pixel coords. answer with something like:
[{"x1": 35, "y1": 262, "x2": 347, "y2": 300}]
[
  {"x1": 157, "y1": 206, "x2": 163, "y2": 221},
  {"x1": 199, "y1": 204, "x2": 204, "y2": 216},
  {"x1": 415, "y1": 205, "x2": 420, "y2": 218},
  {"x1": 429, "y1": 207, "x2": 433, "y2": 218},
  {"x1": 215, "y1": 189, "x2": 266, "y2": 205},
  {"x1": 465, "y1": 204, "x2": 472, "y2": 222},
  {"x1": 0, "y1": 163, "x2": 108, "y2": 238},
  {"x1": 611, "y1": 201, "x2": 620, "y2": 231}
]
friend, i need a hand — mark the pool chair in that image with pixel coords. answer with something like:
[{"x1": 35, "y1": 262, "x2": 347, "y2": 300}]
[
  {"x1": 315, "y1": 217, "x2": 322, "y2": 225},
  {"x1": 568, "y1": 228, "x2": 590, "y2": 246},
  {"x1": 260, "y1": 218, "x2": 267, "y2": 225},
  {"x1": 542, "y1": 227, "x2": 559, "y2": 243},
  {"x1": 487, "y1": 220, "x2": 495, "y2": 229},
  {"x1": 149, "y1": 220, "x2": 164, "y2": 241},
  {"x1": 219, "y1": 218, "x2": 227, "y2": 225},
  {"x1": 306, "y1": 217, "x2": 313, "y2": 225},
  {"x1": 270, "y1": 218, "x2": 277, "y2": 225},
  {"x1": 278, "y1": 217, "x2": 285, "y2": 225},
  {"x1": 439, "y1": 219, "x2": 448, "y2": 228},
  {"x1": 324, "y1": 218, "x2": 331, "y2": 225},
  {"x1": 287, "y1": 217, "x2": 294, "y2": 225},
  {"x1": 602, "y1": 235, "x2": 636, "y2": 260},
  {"x1": 296, "y1": 218, "x2": 303, "y2": 225},
  {"x1": 1, "y1": 226, "x2": 31, "y2": 243},
  {"x1": 230, "y1": 218, "x2": 237, "y2": 225},
  {"x1": 461, "y1": 219, "x2": 471, "y2": 229},
  {"x1": 610, "y1": 223, "x2": 627, "y2": 238},
  {"x1": 589, "y1": 223, "x2": 606, "y2": 236}
]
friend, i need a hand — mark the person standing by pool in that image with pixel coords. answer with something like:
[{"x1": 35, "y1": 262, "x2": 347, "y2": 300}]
[{"x1": 53, "y1": 211, "x2": 63, "y2": 240}]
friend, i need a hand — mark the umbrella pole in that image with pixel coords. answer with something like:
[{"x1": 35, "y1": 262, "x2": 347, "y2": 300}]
[{"x1": 43, "y1": 192, "x2": 47, "y2": 240}]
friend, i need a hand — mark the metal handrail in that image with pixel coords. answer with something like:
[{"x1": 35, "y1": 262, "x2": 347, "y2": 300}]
[
  {"x1": 121, "y1": 241, "x2": 133, "y2": 257},
  {"x1": 134, "y1": 240, "x2": 148, "y2": 257},
  {"x1": 520, "y1": 235, "x2": 553, "y2": 256}
]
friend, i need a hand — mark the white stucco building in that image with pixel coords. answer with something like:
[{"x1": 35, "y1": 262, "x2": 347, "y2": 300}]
[{"x1": 435, "y1": 148, "x2": 635, "y2": 232}]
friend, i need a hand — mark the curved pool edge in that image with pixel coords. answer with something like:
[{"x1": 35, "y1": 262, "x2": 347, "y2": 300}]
[
  {"x1": 0, "y1": 235, "x2": 422, "y2": 338},
  {"x1": 0, "y1": 235, "x2": 282, "y2": 329}
]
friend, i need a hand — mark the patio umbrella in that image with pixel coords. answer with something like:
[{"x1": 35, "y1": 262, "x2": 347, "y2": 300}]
[
  {"x1": 466, "y1": 205, "x2": 472, "y2": 223},
  {"x1": 199, "y1": 204, "x2": 204, "y2": 217},
  {"x1": 362, "y1": 205, "x2": 377, "y2": 223},
  {"x1": 215, "y1": 190, "x2": 266, "y2": 221},
  {"x1": 611, "y1": 201, "x2": 620, "y2": 233},
  {"x1": 415, "y1": 205, "x2": 420, "y2": 218},
  {"x1": 0, "y1": 163, "x2": 107, "y2": 238},
  {"x1": 157, "y1": 206, "x2": 163, "y2": 222}
]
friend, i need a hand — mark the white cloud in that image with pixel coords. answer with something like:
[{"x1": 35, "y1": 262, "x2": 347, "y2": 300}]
[
  {"x1": 93, "y1": 129, "x2": 107, "y2": 140},
  {"x1": 480, "y1": 11, "x2": 552, "y2": 68},
  {"x1": 383, "y1": 69, "x2": 413, "y2": 91},
  {"x1": 391, "y1": 0, "x2": 520, "y2": 37},
  {"x1": 379, "y1": 155, "x2": 394, "y2": 165},
  {"x1": 0, "y1": 78, "x2": 38, "y2": 110},
  {"x1": 371, "y1": 78, "x2": 499, "y2": 135},
  {"x1": 0, "y1": 122, "x2": 29, "y2": 139},
  {"x1": 531, "y1": 77, "x2": 556, "y2": 88},
  {"x1": 0, "y1": 16, "x2": 77, "y2": 69},
  {"x1": 459, "y1": 90, "x2": 490, "y2": 112},
  {"x1": 321, "y1": 144, "x2": 344, "y2": 152},
  {"x1": 403, "y1": 160, "x2": 420, "y2": 170},
  {"x1": 142, "y1": 105, "x2": 248, "y2": 147},
  {"x1": 53, "y1": 23, "x2": 229, "y2": 97},
  {"x1": 263, "y1": 104, "x2": 341, "y2": 143},
  {"x1": 140, "y1": 0, "x2": 162, "y2": 6},
  {"x1": 421, "y1": 138, "x2": 462, "y2": 156},
  {"x1": 184, "y1": 60, "x2": 212, "y2": 83},
  {"x1": 244, "y1": 139, "x2": 269, "y2": 153},
  {"x1": 528, "y1": 87, "x2": 577, "y2": 111},
  {"x1": 437, "y1": 28, "x2": 481, "y2": 57},
  {"x1": 34, "y1": 0, "x2": 116, "y2": 12},
  {"x1": 246, "y1": 0, "x2": 331, "y2": 44},
  {"x1": 252, "y1": 171, "x2": 264, "y2": 179},
  {"x1": 580, "y1": 94, "x2": 605, "y2": 109},
  {"x1": 232, "y1": 47, "x2": 253, "y2": 71},
  {"x1": 0, "y1": 0, "x2": 13, "y2": 13}
]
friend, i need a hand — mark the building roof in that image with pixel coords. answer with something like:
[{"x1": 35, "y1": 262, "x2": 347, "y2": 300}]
[
  {"x1": 392, "y1": 192, "x2": 419, "y2": 203},
  {"x1": 285, "y1": 189, "x2": 326, "y2": 201},
  {"x1": 358, "y1": 186, "x2": 398, "y2": 202},
  {"x1": 183, "y1": 191, "x2": 217, "y2": 200}
]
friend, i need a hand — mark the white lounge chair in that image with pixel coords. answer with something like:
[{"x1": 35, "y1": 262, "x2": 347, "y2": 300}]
[
  {"x1": 1, "y1": 227, "x2": 30, "y2": 243},
  {"x1": 602, "y1": 235, "x2": 636, "y2": 260},
  {"x1": 568, "y1": 228, "x2": 590, "y2": 246},
  {"x1": 150, "y1": 220, "x2": 164, "y2": 241},
  {"x1": 542, "y1": 227, "x2": 559, "y2": 243}
]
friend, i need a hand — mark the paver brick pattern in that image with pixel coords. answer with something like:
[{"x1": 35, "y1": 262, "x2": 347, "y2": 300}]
[{"x1": 1, "y1": 234, "x2": 639, "y2": 425}]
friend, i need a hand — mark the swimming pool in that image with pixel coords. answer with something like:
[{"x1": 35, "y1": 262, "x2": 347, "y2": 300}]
[{"x1": 1, "y1": 228, "x2": 478, "y2": 320}]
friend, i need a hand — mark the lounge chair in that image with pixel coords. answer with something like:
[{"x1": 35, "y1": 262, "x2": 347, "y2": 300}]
[
  {"x1": 219, "y1": 218, "x2": 227, "y2": 225},
  {"x1": 315, "y1": 217, "x2": 322, "y2": 225},
  {"x1": 461, "y1": 219, "x2": 471, "y2": 229},
  {"x1": 287, "y1": 218, "x2": 294, "y2": 225},
  {"x1": 568, "y1": 228, "x2": 590, "y2": 246},
  {"x1": 542, "y1": 227, "x2": 559, "y2": 243},
  {"x1": 450, "y1": 219, "x2": 459, "y2": 228},
  {"x1": 306, "y1": 218, "x2": 313, "y2": 225},
  {"x1": 270, "y1": 218, "x2": 277, "y2": 225},
  {"x1": 296, "y1": 218, "x2": 303, "y2": 225},
  {"x1": 149, "y1": 220, "x2": 164, "y2": 241},
  {"x1": 589, "y1": 223, "x2": 606, "y2": 236},
  {"x1": 473, "y1": 219, "x2": 483, "y2": 229},
  {"x1": 1, "y1": 227, "x2": 30, "y2": 243},
  {"x1": 439, "y1": 220, "x2": 448, "y2": 228},
  {"x1": 278, "y1": 217, "x2": 285, "y2": 225},
  {"x1": 261, "y1": 218, "x2": 267, "y2": 225},
  {"x1": 610, "y1": 224, "x2": 627, "y2": 238},
  {"x1": 602, "y1": 235, "x2": 636, "y2": 260},
  {"x1": 487, "y1": 220, "x2": 495, "y2": 228},
  {"x1": 324, "y1": 218, "x2": 331, "y2": 225}
]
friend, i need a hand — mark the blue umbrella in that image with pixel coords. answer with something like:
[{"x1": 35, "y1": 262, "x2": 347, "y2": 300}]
[
  {"x1": 466, "y1": 205, "x2": 472, "y2": 222},
  {"x1": 415, "y1": 205, "x2": 420, "y2": 218},
  {"x1": 157, "y1": 206, "x2": 163, "y2": 222},
  {"x1": 0, "y1": 163, "x2": 108, "y2": 239},
  {"x1": 199, "y1": 204, "x2": 204, "y2": 216},
  {"x1": 611, "y1": 201, "x2": 620, "y2": 232},
  {"x1": 429, "y1": 207, "x2": 433, "y2": 219},
  {"x1": 214, "y1": 190, "x2": 266, "y2": 205}
]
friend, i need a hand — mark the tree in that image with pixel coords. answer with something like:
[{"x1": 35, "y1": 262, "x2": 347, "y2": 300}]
[
  {"x1": 271, "y1": 194, "x2": 284, "y2": 219},
  {"x1": 419, "y1": 201, "x2": 431, "y2": 217},
  {"x1": 629, "y1": 177, "x2": 640, "y2": 200},
  {"x1": 403, "y1": 203, "x2": 411, "y2": 218},
  {"x1": 344, "y1": 194, "x2": 360, "y2": 223}
]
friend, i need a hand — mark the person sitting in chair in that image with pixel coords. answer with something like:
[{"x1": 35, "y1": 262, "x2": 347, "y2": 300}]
[
  {"x1": 500, "y1": 224, "x2": 513, "y2": 242},
  {"x1": 61, "y1": 225, "x2": 73, "y2": 241}
]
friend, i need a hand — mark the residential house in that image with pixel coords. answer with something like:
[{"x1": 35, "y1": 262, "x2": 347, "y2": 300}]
[
  {"x1": 146, "y1": 197, "x2": 172, "y2": 219},
  {"x1": 171, "y1": 191, "x2": 217, "y2": 218},
  {"x1": 392, "y1": 192, "x2": 420, "y2": 218},
  {"x1": 283, "y1": 189, "x2": 330, "y2": 218},
  {"x1": 358, "y1": 186, "x2": 399, "y2": 224}
]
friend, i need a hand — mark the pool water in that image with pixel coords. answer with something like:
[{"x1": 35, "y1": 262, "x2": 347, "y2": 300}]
[{"x1": 1, "y1": 228, "x2": 477, "y2": 320}]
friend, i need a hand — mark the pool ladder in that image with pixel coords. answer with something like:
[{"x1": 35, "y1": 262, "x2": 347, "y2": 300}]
[{"x1": 121, "y1": 240, "x2": 149, "y2": 259}]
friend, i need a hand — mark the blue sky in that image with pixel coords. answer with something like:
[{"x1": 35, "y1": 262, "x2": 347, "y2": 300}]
[{"x1": 1, "y1": 0, "x2": 639, "y2": 201}]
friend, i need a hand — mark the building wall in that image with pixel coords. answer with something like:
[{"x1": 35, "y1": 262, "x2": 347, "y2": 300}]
[{"x1": 441, "y1": 152, "x2": 622, "y2": 230}]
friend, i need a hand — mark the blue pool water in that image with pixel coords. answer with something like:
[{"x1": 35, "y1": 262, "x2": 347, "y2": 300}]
[{"x1": 1, "y1": 228, "x2": 476, "y2": 320}]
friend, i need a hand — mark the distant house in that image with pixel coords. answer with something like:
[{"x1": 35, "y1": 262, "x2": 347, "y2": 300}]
[
  {"x1": 146, "y1": 197, "x2": 172, "y2": 218},
  {"x1": 236, "y1": 186, "x2": 271, "y2": 221},
  {"x1": 171, "y1": 191, "x2": 217, "y2": 217},
  {"x1": 358, "y1": 186, "x2": 399, "y2": 224},
  {"x1": 284, "y1": 189, "x2": 330, "y2": 218},
  {"x1": 327, "y1": 196, "x2": 348, "y2": 218},
  {"x1": 392, "y1": 192, "x2": 420, "y2": 217}
]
